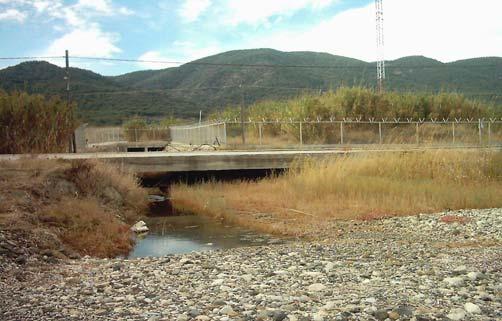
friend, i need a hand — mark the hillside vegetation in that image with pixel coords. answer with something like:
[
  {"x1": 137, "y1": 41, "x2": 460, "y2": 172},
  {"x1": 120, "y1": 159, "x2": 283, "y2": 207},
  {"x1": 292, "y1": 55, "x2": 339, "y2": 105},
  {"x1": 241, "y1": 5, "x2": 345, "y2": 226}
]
[{"x1": 0, "y1": 49, "x2": 501, "y2": 124}]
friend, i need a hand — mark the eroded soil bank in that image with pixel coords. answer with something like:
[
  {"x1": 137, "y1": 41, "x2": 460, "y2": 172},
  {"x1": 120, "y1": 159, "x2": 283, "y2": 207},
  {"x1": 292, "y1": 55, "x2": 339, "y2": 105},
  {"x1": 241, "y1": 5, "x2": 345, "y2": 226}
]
[{"x1": 0, "y1": 159, "x2": 148, "y2": 263}]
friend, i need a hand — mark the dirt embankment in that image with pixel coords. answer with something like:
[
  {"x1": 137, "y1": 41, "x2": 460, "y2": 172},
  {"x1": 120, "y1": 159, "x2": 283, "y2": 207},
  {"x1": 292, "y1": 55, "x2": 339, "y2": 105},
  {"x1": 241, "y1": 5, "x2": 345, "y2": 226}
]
[{"x1": 0, "y1": 159, "x2": 148, "y2": 266}]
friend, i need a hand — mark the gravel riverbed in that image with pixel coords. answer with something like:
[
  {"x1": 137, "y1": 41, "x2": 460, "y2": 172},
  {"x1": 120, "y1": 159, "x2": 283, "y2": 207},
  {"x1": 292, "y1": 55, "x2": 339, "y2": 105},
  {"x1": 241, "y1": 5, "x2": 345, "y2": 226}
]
[{"x1": 1, "y1": 208, "x2": 501, "y2": 321}]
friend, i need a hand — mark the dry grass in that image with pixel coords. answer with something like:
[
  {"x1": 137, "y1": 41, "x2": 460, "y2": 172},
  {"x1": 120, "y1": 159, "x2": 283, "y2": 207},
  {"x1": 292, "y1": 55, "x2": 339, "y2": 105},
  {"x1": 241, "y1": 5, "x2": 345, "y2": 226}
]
[
  {"x1": 39, "y1": 198, "x2": 134, "y2": 257},
  {"x1": 0, "y1": 159, "x2": 148, "y2": 257},
  {"x1": 171, "y1": 150, "x2": 502, "y2": 237},
  {"x1": 64, "y1": 160, "x2": 148, "y2": 220}
]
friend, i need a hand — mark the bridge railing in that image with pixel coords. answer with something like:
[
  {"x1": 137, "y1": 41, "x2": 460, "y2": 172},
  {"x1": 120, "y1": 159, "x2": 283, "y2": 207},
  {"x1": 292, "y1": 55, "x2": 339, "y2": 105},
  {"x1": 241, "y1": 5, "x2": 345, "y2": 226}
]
[{"x1": 169, "y1": 122, "x2": 227, "y2": 146}]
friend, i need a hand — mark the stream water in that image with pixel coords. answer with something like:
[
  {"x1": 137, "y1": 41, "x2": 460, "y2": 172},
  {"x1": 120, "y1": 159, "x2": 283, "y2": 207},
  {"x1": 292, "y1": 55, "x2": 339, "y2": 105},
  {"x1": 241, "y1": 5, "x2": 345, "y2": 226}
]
[{"x1": 129, "y1": 197, "x2": 283, "y2": 258}]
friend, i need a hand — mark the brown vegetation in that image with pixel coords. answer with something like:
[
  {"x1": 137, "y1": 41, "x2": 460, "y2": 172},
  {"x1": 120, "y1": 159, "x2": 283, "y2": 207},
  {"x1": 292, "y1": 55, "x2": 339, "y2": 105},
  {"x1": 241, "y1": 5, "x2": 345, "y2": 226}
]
[
  {"x1": 0, "y1": 91, "x2": 76, "y2": 154},
  {"x1": 171, "y1": 150, "x2": 502, "y2": 238},
  {"x1": 0, "y1": 159, "x2": 147, "y2": 258}
]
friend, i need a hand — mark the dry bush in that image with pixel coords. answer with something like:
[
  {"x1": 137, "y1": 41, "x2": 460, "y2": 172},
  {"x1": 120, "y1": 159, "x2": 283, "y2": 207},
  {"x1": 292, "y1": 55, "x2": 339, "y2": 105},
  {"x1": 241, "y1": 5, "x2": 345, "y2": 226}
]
[
  {"x1": 171, "y1": 150, "x2": 502, "y2": 237},
  {"x1": 64, "y1": 160, "x2": 148, "y2": 219},
  {"x1": 0, "y1": 159, "x2": 148, "y2": 257},
  {"x1": 39, "y1": 198, "x2": 133, "y2": 258}
]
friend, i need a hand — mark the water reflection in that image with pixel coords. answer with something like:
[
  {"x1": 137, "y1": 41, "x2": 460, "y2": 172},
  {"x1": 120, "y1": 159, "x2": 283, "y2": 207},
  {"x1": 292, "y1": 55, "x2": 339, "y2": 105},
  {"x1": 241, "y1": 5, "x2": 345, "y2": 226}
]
[{"x1": 129, "y1": 215, "x2": 279, "y2": 258}]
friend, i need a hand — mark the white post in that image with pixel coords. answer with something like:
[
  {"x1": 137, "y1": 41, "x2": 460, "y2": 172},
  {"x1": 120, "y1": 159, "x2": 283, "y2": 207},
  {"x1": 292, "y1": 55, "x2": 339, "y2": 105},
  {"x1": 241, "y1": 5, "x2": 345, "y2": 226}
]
[
  {"x1": 452, "y1": 123, "x2": 455, "y2": 144},
  {"x1": 488, "y1": 122, "x2": 491, "y2": 145},
  {"x1": 259, "y1": 122, "x2": 263, "y2": 146},
  {"x1": 478, "y1": 119, "x2": 482, "y2": 145},
  {"x1": 340, "y1": 122, "x2": 344, "y2": 144},
  {"x1": 378, "y1": 122, "x2": 382, "y2": 144},
  {"x1": 415, "y1": 122, "x2": 419, "y2": 145},
  {"x1": 299, "y1": 122, "x2": 303, "y2": 146}
]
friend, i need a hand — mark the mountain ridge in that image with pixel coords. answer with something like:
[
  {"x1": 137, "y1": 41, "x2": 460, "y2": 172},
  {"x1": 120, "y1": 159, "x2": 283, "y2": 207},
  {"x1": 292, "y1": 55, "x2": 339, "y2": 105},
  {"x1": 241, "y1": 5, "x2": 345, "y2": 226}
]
[{"x1": 1, "y1": 49, "x2": 501, "y2": 124}]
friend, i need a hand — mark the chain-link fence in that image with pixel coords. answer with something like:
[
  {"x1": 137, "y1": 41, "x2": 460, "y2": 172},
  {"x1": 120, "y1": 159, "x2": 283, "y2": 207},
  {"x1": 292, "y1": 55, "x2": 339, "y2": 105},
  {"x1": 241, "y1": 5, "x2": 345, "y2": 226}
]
[
  {"x1": 223, "y1": 120, "x2": 502, "y2": 148},
  {"x1": 85, "y1": 127, "x2": 173, "y2": 145},
  {"x1": 83, "y1": 120, "x2": 501, "y2": 150},
  {"x1": 169, "y1": 122, "x2": 227, "y2": 146}
]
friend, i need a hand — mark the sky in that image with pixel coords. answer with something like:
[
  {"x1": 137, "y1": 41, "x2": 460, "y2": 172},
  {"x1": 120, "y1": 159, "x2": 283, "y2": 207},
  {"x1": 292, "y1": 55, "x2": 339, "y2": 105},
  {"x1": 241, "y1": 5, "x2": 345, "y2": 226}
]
[{"x1": 0, "y1": 0, "x2": 501, "y2": 75}]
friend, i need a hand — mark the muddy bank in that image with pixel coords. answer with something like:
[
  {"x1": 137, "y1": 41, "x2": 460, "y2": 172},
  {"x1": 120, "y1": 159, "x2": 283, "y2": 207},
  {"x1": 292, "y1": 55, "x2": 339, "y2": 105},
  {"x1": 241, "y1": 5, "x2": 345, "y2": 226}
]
[{"x1": 0, "y1": 159, "x2": 148, "y2": 264}]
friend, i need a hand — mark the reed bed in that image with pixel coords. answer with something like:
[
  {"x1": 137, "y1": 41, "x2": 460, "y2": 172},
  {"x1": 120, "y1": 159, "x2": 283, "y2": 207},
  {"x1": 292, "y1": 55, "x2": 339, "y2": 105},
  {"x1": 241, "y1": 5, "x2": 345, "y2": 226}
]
[
  {"x1": 0, "y1": 91, "x2": 76, "y2": 154},
  {"x1": 171, "y1": 150, "x2": 502, "y2": 237}
]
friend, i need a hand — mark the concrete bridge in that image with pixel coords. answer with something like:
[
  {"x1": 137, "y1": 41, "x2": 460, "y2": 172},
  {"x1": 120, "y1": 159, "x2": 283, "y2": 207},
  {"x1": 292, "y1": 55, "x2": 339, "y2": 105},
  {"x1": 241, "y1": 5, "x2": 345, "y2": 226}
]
[{"x1": 0, "y1": 146, "x2": 496, "y2": 174}]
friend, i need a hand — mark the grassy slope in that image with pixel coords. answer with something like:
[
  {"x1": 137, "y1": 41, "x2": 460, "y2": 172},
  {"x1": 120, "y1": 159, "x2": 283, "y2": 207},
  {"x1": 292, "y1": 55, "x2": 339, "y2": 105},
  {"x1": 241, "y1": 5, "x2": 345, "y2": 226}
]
[
  {"x1": 1, "y1": 49, "x2": 501, "y2": 124},
  {"x1": 0, "y1": 159, "x2": 148, "y2": 258},
  {"x1": 171, "y1": 150, "x2": 502, "y2": 238}
]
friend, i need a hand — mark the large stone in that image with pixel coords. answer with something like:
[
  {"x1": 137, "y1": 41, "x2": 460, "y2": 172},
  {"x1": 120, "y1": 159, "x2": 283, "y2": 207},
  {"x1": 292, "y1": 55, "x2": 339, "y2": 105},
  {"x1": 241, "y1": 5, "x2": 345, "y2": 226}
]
[
  {"x1": 131, "y1": 221, "x2": 149, "y2": 233},
  {"x1": 464, "y1": 302, "x2": 481, "y2": 314},
  {"x1": 443, "y1": 277, "x2": 464, "y2": 287},
  {"x1": 447, "y1": 308, "x2": 465, "y2": 320},
  {"x1": 308, "y1": 283, "x2": 326, "y2": 292},
  {"x1": 220, "y1": 305, "x2": 237, "y2": 316}
]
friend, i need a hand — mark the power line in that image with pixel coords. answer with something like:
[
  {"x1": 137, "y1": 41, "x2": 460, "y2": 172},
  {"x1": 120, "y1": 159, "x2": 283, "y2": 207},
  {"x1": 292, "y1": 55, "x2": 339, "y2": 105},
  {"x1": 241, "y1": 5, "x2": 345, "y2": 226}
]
[
  {"x1": 0, "y1": 55, "x2": 500, "y2": 70},
  {"x1": 69, "y1": 56, "x2": 501, "y2": 69},
  {"x1": 55, "y1": 87, "x2": 502, "y2": 98},
  {"x1": 0, "y1": 56, "x2": 64, "y2": 60}
]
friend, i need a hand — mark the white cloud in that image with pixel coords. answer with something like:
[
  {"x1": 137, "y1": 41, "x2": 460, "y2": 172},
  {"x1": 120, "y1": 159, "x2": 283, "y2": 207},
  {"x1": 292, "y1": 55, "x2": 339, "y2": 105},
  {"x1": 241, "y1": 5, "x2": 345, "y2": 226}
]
[
  {"x1": 137, "y1": 51, "x2": 181, "y2": 69},
  {"x1": 178, "y1": 0, "x2": 211, "y2": 23},
  {"x1": 17, "y1": 0, "x2": 135, "y2": 63},
  {"x1": 0, "y1": 8, "x2": 27, "y2": 23},
  {"x1": 43, "y1": 24, "x2": 121, "y2": 61},
  {"x1": 76, "y1": 0, "x2": 112, "y2": 13},
  {"x1": 221, "y1": 0, "x2": 337, "y2": 26},
  {"x1": 138, "y1": 42, "x2": 221, "y2": 69},
  {"x1": 32, "y1": 0, "x2": 52, "y2": 13},
  {"x1": 247, "y1": 0, "x2": 502, "y2": 62}
]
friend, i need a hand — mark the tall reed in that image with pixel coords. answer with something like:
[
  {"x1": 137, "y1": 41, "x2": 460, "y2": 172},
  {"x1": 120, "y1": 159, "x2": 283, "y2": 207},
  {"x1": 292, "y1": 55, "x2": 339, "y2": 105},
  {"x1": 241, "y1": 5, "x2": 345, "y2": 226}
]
[
  {"x1": 171, "y1": 150, "x2": 502, "y2": 237},
  {"x1": 0, "y1": 90, "x2": 76, "y2": 154}
]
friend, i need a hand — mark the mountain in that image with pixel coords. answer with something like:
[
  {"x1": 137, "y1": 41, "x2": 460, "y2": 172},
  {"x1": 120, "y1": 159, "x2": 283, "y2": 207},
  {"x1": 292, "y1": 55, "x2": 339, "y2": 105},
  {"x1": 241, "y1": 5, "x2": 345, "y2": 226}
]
[{"x1": 1, "y1": 49, "x2": 501, "y2": 124}]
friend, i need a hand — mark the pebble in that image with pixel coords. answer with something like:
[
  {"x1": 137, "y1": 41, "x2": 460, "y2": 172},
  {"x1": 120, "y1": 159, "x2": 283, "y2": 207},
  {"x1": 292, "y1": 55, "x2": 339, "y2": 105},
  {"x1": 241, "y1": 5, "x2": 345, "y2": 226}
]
[
  {"x1": 447, "y1": 308, "x2": 466, "y2": 320},
  {"x1": 0, "y1": 208, "x2": 500, "y2": 321},
  {"x1": 464, "y1": 302, "x2": 481, "y2": 314}
]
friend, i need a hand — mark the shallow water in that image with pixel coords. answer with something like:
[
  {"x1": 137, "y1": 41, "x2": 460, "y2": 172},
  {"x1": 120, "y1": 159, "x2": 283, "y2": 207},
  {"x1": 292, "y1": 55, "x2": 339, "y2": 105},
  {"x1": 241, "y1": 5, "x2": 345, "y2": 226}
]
[{"x1": 129, "y1": 214, "x2": 281, "y2": 258}]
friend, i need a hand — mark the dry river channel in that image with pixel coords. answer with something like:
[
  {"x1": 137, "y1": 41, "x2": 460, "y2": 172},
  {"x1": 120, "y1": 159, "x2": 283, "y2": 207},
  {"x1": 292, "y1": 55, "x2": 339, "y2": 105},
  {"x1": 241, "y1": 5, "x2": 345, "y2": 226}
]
[{"x1": 1, "y1": 208, "x2": 501, "y2": 321}]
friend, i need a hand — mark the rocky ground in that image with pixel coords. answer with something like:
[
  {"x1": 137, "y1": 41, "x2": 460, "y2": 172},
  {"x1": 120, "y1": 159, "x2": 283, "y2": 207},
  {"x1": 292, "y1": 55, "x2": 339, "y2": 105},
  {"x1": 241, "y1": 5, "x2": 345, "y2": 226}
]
[{"x1": 0, "y1": 208, "x2": 501, "y2": 321}]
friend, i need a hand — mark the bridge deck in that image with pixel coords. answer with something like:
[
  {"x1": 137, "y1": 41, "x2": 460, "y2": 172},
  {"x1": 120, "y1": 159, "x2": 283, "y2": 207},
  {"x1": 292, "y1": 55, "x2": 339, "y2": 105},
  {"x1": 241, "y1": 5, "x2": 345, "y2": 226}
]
[{"x1": 0, "y1": 146, "x2": 497, "y2": 173}]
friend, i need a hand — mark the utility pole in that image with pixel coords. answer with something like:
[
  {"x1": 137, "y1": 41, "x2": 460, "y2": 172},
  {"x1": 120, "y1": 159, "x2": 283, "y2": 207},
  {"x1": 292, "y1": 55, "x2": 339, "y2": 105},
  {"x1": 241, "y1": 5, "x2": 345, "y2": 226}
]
[
  {"x1": 240, "y1": 83, "x2": 246, "y2": 145},
  {"x1": 65, "y1": 50, "x2": 76, "y2": 152},
  {"x1": 375, "y1": 0, "x2": 386, "y2": 93}
]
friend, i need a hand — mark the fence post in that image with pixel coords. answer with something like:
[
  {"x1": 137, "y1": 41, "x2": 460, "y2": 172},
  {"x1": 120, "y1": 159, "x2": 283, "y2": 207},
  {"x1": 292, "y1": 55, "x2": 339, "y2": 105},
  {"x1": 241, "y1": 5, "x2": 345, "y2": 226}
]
[
  {"x1": 299, "y1": 122, "x2": 303, "y2": 146},
  {"x1": 259, "y1": 122, "x2": 263, "y2": 146},
  {"x1": 452, "y1": 122, "x2": 455, "y2": 144},
  {"x1": 415, "y1": 122, "x2": 419, "y2": 144},
  {"x1": 478, "y1": 119, "x2": 482, "y2": 145},
  {"x1": 378, "y1": 122, "x2": 382, "y2": 144},
  {"x1": 340, "y1": 122, "x2": 344, "y2": 144},
  {"x1": 223, "y1": 122, "x2": 227, "y2": 145},
  {"x1": 488, "y1": 122, "x2": 491, "y2": 146}
]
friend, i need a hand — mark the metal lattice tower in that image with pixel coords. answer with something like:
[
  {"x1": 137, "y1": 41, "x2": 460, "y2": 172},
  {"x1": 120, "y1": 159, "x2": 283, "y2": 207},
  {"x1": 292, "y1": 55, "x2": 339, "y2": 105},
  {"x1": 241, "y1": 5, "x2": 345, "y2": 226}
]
[{"x1": 375, "y1": 0, "x2": 385, "y2": 93}]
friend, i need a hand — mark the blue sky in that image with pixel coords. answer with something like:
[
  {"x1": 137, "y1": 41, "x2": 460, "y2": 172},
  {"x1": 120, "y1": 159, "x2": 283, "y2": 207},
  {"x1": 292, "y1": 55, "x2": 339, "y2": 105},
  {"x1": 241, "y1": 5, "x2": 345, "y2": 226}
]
[{"x1": 0, "y1": 0, "x2": 501, "y2": 75}]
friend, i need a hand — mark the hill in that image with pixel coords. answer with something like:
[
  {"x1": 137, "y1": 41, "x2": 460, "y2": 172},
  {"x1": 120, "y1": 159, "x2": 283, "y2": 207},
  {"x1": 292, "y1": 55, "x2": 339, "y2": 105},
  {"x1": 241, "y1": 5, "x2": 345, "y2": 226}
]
[{"x1": 0, "y1": 49, "x2": 501, "y2": 124}]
